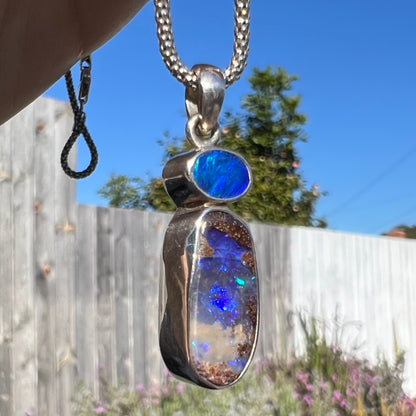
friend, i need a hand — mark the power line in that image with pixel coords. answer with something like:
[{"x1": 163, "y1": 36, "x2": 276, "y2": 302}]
[
  {"x1": 371, "y1": 201, "x2": 416, "y2": 233},
  {"x1": 326, "y1": 143, "x2": 416, "y2": 218}
]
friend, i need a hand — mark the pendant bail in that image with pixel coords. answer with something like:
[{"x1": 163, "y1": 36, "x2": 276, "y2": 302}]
[{"x1": 185, "y1": 65, "x2": 226, "y2": 137}]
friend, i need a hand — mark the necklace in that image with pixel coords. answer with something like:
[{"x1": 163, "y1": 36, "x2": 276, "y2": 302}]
[{"x1": 155, "y1": 0, "x2": 259, "y2": 389}]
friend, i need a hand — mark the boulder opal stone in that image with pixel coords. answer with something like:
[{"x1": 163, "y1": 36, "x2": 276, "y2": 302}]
[
  {"x1": 191, "y1": 149, "x2": 251, "y2": 200},
  {"x1": 188, "y1": 210, "x2": 258, "y2": 387}
]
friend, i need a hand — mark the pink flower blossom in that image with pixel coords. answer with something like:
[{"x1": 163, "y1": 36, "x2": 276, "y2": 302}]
[
  {"x1": 332, "y1": 390, "x2": 343, "y2": 404},
  {"x1": 346, "y1": 387, "x2": 358, "y2": 399},
  {"x1": 296, "y1": 371, "x2": 310, "y2": 384},
  {"x1": 141, "y1": 397, "x2": 150, "y2": 406},
  {"x1": 331, "y1": 374, "x2": 338, "y2": 383},
  {"x1": 95, "y1": 406, "x2": 106, "y2": 414},
  {"x1": 150, "y1": 384, "x2": 161, "y2": 397},
  {"x1": 136, "y1": 383, "x2": 145, "y2": 393},
  {"x1": 319, "y1": 379, "x2": 329, "y2": 390},
  {"x1": 303, "y1": 394, "x2": 313, "y2": 407},
  {"x1": 349, "y1": 367, "x2": 360, "y2": 384},
  {"x1": 364, "y1": 373, "x2": 376, "y2": 387},
  {"x1": 175, "y1": 384, "x2": 184, "y2": 395}
]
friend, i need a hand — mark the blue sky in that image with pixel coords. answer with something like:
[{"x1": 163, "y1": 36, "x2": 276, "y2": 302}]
[{"x1": 45, "y1": 0, "x2": 416, "y2": 236}]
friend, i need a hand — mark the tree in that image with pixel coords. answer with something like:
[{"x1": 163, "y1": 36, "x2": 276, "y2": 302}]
[
  {"x1": 98, "y1": 67, "x2": 325, "y2": 226},
  {"x1": 386, "y1": 225, "x2": 416, "y2": 239},
  {"x1": 98, "y1": 175, "x2": 146, "y2": 209}
]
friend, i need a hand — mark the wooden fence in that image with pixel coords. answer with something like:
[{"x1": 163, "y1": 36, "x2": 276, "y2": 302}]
[{"x1": 0, "y1": 98, "x2": 416, "y2": 415}]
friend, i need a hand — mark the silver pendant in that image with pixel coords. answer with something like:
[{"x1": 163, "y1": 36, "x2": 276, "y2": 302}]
[{"x1": 159, "y1": 66, "x2": 259, "y2": 389}]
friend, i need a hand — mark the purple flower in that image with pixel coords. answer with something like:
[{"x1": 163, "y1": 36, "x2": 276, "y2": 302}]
[
  {"x1": 319, "y1": 378, "x2": 329, "y2": 390},
  {"x1": 136, "y1": 383, "x2": 145, "y2": 393},
  {"x1": 332, "y1": 390, "x2": 343, "y2": 404},
  {"x1": 296, "y1": 371, "x2": 310, "y2": 384},
  {"x1": 364, "y1": 373, "x2": 376, "y2": 387},
  {"x1": 141, "y1": 397, "x2": 150, "y2": 406},
  {"x1": 331, "y1": 374, "x2": 338, "y2": 383},
  {"x1": 349, "y1": 367, "x2": 360, "y2": 385},
  {"x1": 254, "y1": 358, "x2": 269, "y2": 376},
  {"x1": 303, "y1": 394, "x2": 313, "y2": 407},
  {"x1": 150, "y1": 384, "x2": 161, "y2": 397},
  {"x1": 95, "y1": 406, "x2": 106, "y2": 414},
  {"x1": 346, "y1": 387, "x2": 358, "y2": 399},
  {"x1": 175, "y1": 384, "x2": 184, "y2": 395}
]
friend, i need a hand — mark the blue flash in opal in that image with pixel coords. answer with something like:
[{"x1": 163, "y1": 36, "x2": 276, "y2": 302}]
[
  {"x1": 192, "y1": 150, "x2": 250, "y2": 200},
  {"x1": 186, "y1": 210, "x2": 258, "y2": 387},
  {"x1": 209, "y1": 283, "x2": 237, "y2": 312}
]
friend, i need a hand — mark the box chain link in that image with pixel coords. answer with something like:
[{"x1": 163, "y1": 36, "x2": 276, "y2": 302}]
[{"x1": 154, "y1": 0, "x2": 250, "y2": 89}]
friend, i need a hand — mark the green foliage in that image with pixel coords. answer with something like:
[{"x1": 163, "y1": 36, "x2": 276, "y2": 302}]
[
  {"x1": 72, "y1": 314, "x2": 416, "y2": 416},
  {"x1": 98, "y1": 67, "x2": 326, "y2": 226},
  {"x1": 97, "y1": 175, "x2": 146, "y2": 209}
]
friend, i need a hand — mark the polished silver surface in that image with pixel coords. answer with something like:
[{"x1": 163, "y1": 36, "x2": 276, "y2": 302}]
[
  {"x1": 153, "y1": 0, "x2": 250, "y2": 88},
  {"x1": 184, "y1": 65, "x2": 225, "y2": 149},
  {"x1": 185, "y1": 114, "x2": 222, "y2": 149},
  {"x1": 162, "y1": 148, "x2": 252, "y2": 208},
  {"x1": 159, "y1": 206, "x2": 259, "y2": 389},
  {"x1": 185, "y1": 65, "x2": 225, "y2": 135}
]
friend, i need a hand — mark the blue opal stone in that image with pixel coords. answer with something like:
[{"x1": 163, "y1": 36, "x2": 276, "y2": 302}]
[
  {"x1": 192, "y1": 150, "x2": 250, "y2": 200},
  {"x1": 188, "y1": 210, "x2": 258, "y2": 386}
]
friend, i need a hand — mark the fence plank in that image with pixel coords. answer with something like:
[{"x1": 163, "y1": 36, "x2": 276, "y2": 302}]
[
  {"x1": 34, "y1": 98, "x2": 59, "y2": 416},
  {"x1": 75, "y1": 204, "x2": 98, "y2": 395},
  {"x1": 252, "y1": 223, "x2": 292, "y2": 361},
  {"x1": 0, "y1": 110, "x2": 14, "y2": 416},
  {"x1": 142, "y1": 210, "x2": 170, "y2": 386},
  {"x1": 96, "y1": 207, "x2": 117, "y2": 396},
  {"x1": 53, "y1": 98, "x2": 77, "y2": 416},
  {"x1": 114, "y1": 209, "x2": 134, "y2": 386},
  {"x1": 131, "y1": 209, "x2": 148, "y2": 387},
  {"x1": 11, "y1": 100, "x2": 37, "y2": 416}
]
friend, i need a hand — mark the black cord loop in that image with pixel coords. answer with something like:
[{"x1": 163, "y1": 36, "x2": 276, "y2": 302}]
[{"x1": 61, "y1": 56, "x2": 98, "y2": 179}]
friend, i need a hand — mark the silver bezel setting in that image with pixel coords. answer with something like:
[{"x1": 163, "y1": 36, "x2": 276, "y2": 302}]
[
  {"x1": 159, "y1": 205, "x2": 259, "y2": 389},
  {"x1": 162, "y1": 148, "x2": 253, "y2": 208}
]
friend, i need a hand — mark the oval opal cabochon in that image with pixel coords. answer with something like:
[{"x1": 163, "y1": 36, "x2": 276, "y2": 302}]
[
  {"x1": 191, "y1": 150, "x2": 250, "y2": 200},
  {"x1": 187, "y1": 210, "x2": 258, "y2": 386}
]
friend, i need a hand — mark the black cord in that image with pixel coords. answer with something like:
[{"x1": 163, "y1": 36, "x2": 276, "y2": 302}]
[{"x1": 61, "y1": 58, "x2": 98, "y2": 179}]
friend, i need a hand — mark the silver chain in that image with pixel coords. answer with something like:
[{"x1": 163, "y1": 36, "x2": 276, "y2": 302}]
[{"x1": 154, "y1": 0, "x2": 250, "y2": 89}]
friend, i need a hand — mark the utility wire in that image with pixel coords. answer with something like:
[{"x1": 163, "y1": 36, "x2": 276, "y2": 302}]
[
  {"x1": 371, "y1": 200, "x2": 416, "y2": 233},
  {"x1": 326, "y1": 143, "x2": 416, "y2": 218}
]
